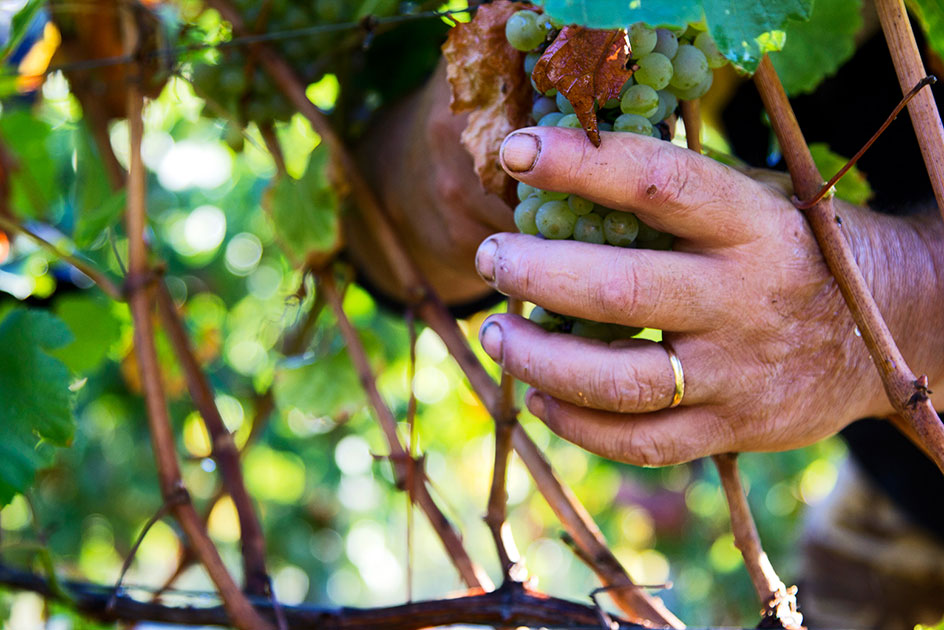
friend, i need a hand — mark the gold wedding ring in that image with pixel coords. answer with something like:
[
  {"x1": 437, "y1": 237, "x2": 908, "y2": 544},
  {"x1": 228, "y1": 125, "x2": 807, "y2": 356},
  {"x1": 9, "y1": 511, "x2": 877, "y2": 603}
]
[{"x1": 663, "y1": 343, "x2": 685, "y2": 408}]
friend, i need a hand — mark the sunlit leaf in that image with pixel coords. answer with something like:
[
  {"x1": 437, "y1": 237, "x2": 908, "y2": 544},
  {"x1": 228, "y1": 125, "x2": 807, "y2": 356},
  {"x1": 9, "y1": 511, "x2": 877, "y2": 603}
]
[
  {"x1": 0, "y1": 309, "x2": 75, "y2": 506},
  {"x1": 770, "y1": 0, "x2": 863, "y2": 95}
]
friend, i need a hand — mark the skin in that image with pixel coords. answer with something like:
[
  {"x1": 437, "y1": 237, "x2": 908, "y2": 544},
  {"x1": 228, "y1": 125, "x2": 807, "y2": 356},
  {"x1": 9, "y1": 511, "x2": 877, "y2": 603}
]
[{"x1": 473, "y1": 126, "x2": 944, "y2": 467}]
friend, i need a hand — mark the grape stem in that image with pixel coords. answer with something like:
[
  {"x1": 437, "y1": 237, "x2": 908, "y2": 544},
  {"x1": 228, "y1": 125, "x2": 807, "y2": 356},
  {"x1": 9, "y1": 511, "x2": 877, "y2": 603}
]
[{"x1": 754, "y1": 55, "x2": 944, "y2": 475}]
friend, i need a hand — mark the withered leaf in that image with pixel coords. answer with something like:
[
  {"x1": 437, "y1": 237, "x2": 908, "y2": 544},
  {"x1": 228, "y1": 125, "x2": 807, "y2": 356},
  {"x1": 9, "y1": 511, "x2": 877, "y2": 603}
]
[
  {"x1": 532, "y1": 26, "x2": 633, "y2": 147},
  {"x1": 442, "y1": 0, "x2": 534, "y2": 202}
]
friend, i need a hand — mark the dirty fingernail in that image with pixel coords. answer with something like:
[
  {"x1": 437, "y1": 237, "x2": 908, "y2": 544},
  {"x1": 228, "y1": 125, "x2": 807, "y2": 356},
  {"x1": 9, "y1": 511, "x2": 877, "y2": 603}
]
[
  {"x1": 476, "y1": 237, "x2": 499, "y2": 283},
  {"x1": 480, "y1": 321, "x2": 503, "y2": 360},
  {"x1": 526, "y1": 389, "x2": 546, "y2": 418},
  {"x1": 501, "y1": 132, "x2": 540, "y2": 173}
]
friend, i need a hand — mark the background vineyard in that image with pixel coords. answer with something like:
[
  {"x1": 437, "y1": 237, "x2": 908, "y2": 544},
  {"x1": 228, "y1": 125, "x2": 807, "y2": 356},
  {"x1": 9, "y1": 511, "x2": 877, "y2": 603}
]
[{"x1": 0, "y1": 0, "x2": 936, "y2": 628}]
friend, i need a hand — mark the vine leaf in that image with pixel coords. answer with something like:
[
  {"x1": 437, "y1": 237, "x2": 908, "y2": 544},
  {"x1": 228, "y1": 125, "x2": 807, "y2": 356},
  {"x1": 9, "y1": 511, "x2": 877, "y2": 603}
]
[
  {"x1": 0, "y1": 309, "x2": 76, "y2": 507},
  {"x1": 540, "y1": 0, "x2": 813, "y2": 73},
  {"x1": 0, "y1": 109, "x2": 54, "y2": 218},
  {"x1": 532, "y1": 26, "x2": 632, "y2": 147},
  {"x1": 769, "y1": 0, "x2": 863, "y2": 95},
  {"x1": 906, "y1": 0, "x2": 944, "y2": 66},
  {"x1": 809, "y1": 143, "x2": 873, "y2": 206},
  {"x1": 443, "y1": 0, "x2": 533, "y2": 200},
  {"x1": 263, "y1": 143, "x2": 341, "y2": 268}
]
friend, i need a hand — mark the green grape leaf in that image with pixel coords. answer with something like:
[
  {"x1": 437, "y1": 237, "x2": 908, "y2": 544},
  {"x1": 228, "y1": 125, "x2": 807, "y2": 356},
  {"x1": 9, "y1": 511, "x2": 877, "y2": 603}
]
[
  {"x1": 702, "y1": 0, "x2": 812, "y2": 73},
  {"x1": 542, "y1": 0, "x2": 703, "y2": 29},
  {"x1": 907, "y1": 0, "x2": 944, "y2": 65},
  {"x1": 0, "y1": 0, "x2": 44, "y2": 62},
  {"x1": 541, "y1": 0, "x2": 813, "y2": 73},
  {"x1": 49, "y1": 295, "x2": 121, "y2": 374},
  {"x1": 73, "y1": 126, "x2": 126, "y2": 248},
  {"x1": 0, "y1": 108, "x2": 55, "y2": 218},
  {"x1": 273, "y1": 348, "x2": 363, "y2": 420},
  {"x1": 263, "y1": 143, "x2": 340, "y2": 265},
  {"x1": 0, "y1": 309, "x2": 76, "y2": 507},
  {"x1": 809, "y1": 142, "x2": 873, "y2": 206},
  {"x1": 770, "y1": 0, "x2": 863, "y2": 95}
]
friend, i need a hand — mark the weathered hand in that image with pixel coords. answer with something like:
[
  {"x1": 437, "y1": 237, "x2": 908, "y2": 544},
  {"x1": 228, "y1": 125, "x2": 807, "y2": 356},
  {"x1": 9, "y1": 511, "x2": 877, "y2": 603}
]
[{"x1": 475, "y1": 126, "x2": 944, "y2": 466}]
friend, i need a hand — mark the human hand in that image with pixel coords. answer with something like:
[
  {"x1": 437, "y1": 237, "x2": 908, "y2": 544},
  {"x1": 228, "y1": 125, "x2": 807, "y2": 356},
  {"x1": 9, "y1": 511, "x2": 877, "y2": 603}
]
[
  {"x1": 345, "y1": 61, "x2": 515, "y2": 306},
  {"x1": 475, "y1": 126, "x2": 944, "y2": 466}
]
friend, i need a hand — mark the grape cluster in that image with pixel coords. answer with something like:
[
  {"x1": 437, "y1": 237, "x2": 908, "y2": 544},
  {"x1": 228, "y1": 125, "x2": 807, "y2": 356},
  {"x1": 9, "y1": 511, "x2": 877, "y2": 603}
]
[
  {"x1": 505, "y1": 11, "x2": 729, "y2": 339},
  {"x1": 190, "y1": 0, "x2": 372, "y2": 146}
]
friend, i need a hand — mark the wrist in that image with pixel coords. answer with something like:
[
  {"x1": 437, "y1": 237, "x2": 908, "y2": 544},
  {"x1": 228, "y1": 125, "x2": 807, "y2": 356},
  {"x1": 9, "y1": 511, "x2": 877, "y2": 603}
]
[{"x1": 843, "y1": 202, "x2": 944, "y2": 416}]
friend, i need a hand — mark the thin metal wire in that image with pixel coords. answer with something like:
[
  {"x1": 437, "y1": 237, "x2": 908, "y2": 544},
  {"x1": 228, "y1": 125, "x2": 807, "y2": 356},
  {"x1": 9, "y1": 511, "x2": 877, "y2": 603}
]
[{"x1": 6, "y1": 7, "x2": 474, "y2": 80}]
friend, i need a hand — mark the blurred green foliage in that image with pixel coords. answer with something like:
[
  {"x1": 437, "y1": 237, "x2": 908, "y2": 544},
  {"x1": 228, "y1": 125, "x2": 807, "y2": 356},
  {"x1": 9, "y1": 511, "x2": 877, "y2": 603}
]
[{"x1": 0, "y1": 1, "x2": 859, "y2": 628}]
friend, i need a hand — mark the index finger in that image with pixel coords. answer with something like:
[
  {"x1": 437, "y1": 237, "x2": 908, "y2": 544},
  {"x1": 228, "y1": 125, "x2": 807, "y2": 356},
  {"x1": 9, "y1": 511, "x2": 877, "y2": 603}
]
[{"x1": 500, "y1": 127, "x2": 788, "y2": 246}]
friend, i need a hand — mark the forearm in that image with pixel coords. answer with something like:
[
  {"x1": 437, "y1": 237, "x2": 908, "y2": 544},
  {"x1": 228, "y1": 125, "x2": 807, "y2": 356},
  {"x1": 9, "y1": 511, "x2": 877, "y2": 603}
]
[{"x1": 844, "y1": 201, "x2": 944, "y2": 415}]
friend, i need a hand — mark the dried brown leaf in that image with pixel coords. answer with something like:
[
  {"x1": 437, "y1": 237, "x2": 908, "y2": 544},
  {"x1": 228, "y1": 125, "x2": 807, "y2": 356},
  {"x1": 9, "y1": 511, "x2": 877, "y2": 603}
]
[
  {"x1": 532, "y1": 27, "x2": 633, "y2": 147},
  {"x1": 442, "y1": 0, "x2": 534, "y2": 201}
]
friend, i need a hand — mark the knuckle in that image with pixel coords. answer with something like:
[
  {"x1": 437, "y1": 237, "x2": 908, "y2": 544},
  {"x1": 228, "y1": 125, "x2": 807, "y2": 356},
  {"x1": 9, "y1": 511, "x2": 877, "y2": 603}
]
[
  {"x1": 621, "y1": 426, "x2": 672, "y2": 467},
  {"x1": 641, "y1": 144, "x2": 692, "y2": 208}
]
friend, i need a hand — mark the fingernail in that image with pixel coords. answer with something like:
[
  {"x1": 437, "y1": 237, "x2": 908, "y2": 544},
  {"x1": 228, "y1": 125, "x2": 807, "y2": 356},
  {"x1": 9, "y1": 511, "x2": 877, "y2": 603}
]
[
  {"x1": 501, "y1": 132, "x2": 540, "y2": 173},
  {"x1": 526, "y1": 389, "x2": 546, "y2": 418},
  {"x1": 480, "y1": 321, "x2": 503, "y2": 360},
  {"x1": 476, "y1": 237, "x2": 499, "y2": 283}
]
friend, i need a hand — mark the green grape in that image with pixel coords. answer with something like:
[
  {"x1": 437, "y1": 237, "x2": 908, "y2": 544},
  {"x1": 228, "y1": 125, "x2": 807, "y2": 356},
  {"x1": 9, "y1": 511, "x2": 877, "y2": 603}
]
[
  {"x1": 517, "y1": 181, "x2": 537, "y2": 201},
  {"x1": 653, "y1": 28, "x2": 679, "y2": 58},
  {"x1": 192, "y1": 64, "x2": 218, "y2": 91},
  {"x1": 536, "y1": 201, "x2": 577, "y2": 239},
  {"x1": 657, "y1": 90, "x2": 678, "y2": 119},
  {"x1": 556, "y1": 92, "x2": 575, "y2": 115},
  {"x1": 613, "y1": 113, "x2": 653, "y2": 135},
  {"x1": 223, "y1": 122, "x2": 244, "y2": 152},
  {"x1": 532, "y1": 96, "x2": 557, "y2": 122},
  {"x1": 531, "y1": 77, "x2": 557, "y2": 97},
  {"x1": 557, "y1": 113, "x2": 582, "y2": 128},
  {"x1": 538, "y1": 112, "x2": 565, "y2": 126},
  {"x1": 574, "y1": 213, "x2": 605, "y2": 244},
  {"x1": 637, "y1": 230, "x2": 675, "y2": 250},
  {"x1": 694, "y1": 31, "x2": 727, "y2": 69},
  {"x1": 629, "y1": 22, "x2": 657, "y2": 58},
  {"x1": 636, "y1": 220, "x2": 662, "y2": 242},
  {"x1": 603, "y1": 211, "x2": 639, "y2": 246},
  {"x1": 603, "y1": 97, "x2": 620, "y2": 109},
  {"x1": 568, "y1": 195, "x2": 595, "y2": 216},
  {"x1": 524, "y1": 52, "x2": 541, "y2": 76},
  {"x1": 669, "y1": 69, "x2": 712, "y2": 100},
  {"x1": 529, "y1": 306, "x2": 564, "y2": 332},
  {"x1": 570, "y1": 319, "x2": 614, "y2": 341},
  {"x1": 669, "y1": 44, "x2": 709, "y2": 91},
  {"x1": 514, "y1": 197, "x2": 543, "y2": 235},
  {"x1": 283, "y1": 6, "x2": 308, "y2": 29},
  {"x1": 620, "y1": 84, "x2": 659, "y2": 117},
  {"x1": 219, "y1": 66, "x2": 247, "y2": 95},
  {"x1": 536, "y1": 13, "x2": 558, "y2": 37},
  {"x1": 535, "y1": 188, "x2": 568, "y2": 202},
  {"x1": 634, "y1": 52, "x2": 673, "y2": 90},
  {"x1": 505, "y1": 10, "x2": 545, "y2": 52},
  {"x1": 619, "y1": 76, "x2": 635, "y2": 97},
  {"x1": 599, "y1": 121, "x2": 613, "y2": 132}
]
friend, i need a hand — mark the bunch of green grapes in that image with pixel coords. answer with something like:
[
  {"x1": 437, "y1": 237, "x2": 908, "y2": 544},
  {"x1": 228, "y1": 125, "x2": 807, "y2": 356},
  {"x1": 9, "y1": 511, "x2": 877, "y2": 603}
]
[
  {"x1": 190, "y1": 0, "x2": 386, "y2": 146},
  {"x1": 504, "y1": 11, "x2": 729, "y2": 340}
]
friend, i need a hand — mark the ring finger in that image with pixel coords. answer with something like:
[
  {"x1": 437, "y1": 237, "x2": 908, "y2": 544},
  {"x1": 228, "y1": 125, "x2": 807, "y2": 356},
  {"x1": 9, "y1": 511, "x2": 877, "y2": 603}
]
[{"x1": 480, "y1": 314, "x2": 711, "y2": 413}]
